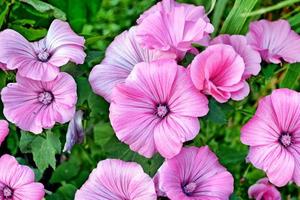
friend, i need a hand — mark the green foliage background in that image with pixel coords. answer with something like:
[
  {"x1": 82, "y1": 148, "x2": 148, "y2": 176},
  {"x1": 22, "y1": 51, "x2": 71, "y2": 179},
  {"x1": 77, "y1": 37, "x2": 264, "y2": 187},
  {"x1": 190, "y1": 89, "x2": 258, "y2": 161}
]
[{"x1": 0, "y1": 0, "x2": 300, "y2": 199}]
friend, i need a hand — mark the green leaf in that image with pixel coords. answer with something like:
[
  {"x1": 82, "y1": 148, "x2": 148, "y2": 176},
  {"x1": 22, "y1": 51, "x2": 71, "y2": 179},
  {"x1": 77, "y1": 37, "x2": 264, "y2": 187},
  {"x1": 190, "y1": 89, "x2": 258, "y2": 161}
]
[
  {"x1": 20, "y1": 0, "x2": 66, "y2": 20},
  {"x1": 280, "y1": 63, "x2": 300, "y2": 89},
  {"x1": 19, "y1": 131, "x2": 37, "y2": 153},
  {"x1": 261, "y1": 64, "x2": 279, "y2": 79},
  {"x1": 242, "y1": 0, "x2": 300, "y2": 17},
  {"x1": 76, "y1": 77, "x2": 92, "y2": 105},
  {"x1": 9, "y1": 24, "x2": 47, "y2": 41},
  {"x1": 220, "y1": 0, "x2": 259, "y2": 34},
  {"x1": 218, "y1": 146, "x2": 247, "y2": 165},
  {"x1": 46, "y1": 184, "x2": 77, "y2": 200},
  {"x1": 211, "y1": 0, "x2": 229, "y2": 36},
  {"x1": 94, "y1": 123, "x2": 115, "y2": 147},
  {"x1": 205, "y1": 99, "x2": 228, "y2": 125},
  {"x1": 50, "y1": 159, "x2": 80, "y2": 184},
  {"x1": 31, "y1": 132, "x2": 61, "y2": 171},
  {"x1": 0, "y1": 2, "x2": 9, "y2": 29},
  {"x1": 289, "y1": 12, "x2": 300, "y2": 27},
  {"x1": 0, "y1": 70, "x2": 6, "y2": 90}
]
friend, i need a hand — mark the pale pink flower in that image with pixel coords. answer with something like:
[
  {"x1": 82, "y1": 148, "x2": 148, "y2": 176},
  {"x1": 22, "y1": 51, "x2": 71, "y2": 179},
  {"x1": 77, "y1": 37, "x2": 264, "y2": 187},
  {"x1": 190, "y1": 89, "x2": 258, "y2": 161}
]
[
  {"x1": 155, "y1": 146, "x2": 234, "y2": 200},
  {"x1": 0, "y1": 154, "x2": 45, "y2": 200},
  {"x1": 0, "y1": 120, "x2": 9, "y2": 146},
  {"x1": 89, "y1": 26, "x2": 175, "y2": 102},
  {"x1": 1, "y1": 72, "x2": 77, "y2": 134},
  {"x1": 75, "y1": 159, "x2": 156, "y2": 200},
  {"x1": 247, "y1": 19, "x2": 300, "y2": 63},
  {"x1": 190, "y1": 44, "x2": 247, "y2": 103},
  {"x1": 241, "y1": 89, "x2": 300, "y2": 187},
  {"x1": 0, "y1": 19, "x2": 86, "y2": 81},
  {"x1": 110, "y1": 59, "x2": 209, "y2": 158},
  {"x1": 248, "y1": 178, "x2": 281, "y2": 200},
  {"x1": 136, "y1": 0, "x2": 214, "y2": 59}
]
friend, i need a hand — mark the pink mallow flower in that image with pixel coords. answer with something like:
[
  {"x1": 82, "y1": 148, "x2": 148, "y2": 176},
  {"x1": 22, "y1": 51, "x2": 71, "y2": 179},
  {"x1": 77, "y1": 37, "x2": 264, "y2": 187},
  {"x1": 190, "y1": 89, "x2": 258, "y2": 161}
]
[
  {"x1": 0, "y1": 154, "x2": 45, "y2": 200},
  {"x1": 190, "y1": 44, "x2": 247, "y2": 103},
  {"x1": 155, "y1": 146, "x2": 234, "y2": 200},
  {"x1": 241, "y1": 89, "x2": 300, "y2": 187},
  {"x1": 0, "y1": 120, "x2": 9, "y2": 146},
  {"x1": 136, "y1": 0, "x2": 214, "y2": 59},
  {"x1": 110, "y1": 59, "x2": 209, "y2": 159},
  {"x1": 89, "y1": 26, "x2": 175, "y2": 102},
  {"x1": 248, "y1": 178, "x2": 281, "y2": 200},
  {"x1": 1, "y1": 72, "x2": 77, "y2": 134},
  {"x1": 0, "y1": 19, "x2": 86, "y2": 81},
  {"x1": 247, "y1": 19, "x2": 300, "y2": 64},
  {"x1": 75, "y1": 159, "x2": 156, "y2": 200}
]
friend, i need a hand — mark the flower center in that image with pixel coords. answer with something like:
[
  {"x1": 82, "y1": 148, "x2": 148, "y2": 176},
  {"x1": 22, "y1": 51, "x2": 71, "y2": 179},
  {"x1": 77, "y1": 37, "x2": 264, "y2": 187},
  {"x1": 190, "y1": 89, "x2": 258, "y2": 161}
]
[
  {"x1": 156, "y1": 104, "x2": 169, "y2": 118},
  {"x1": 3, "y1": 186, "x2": 13, "y2": 198},
  {"x1": 279, "y1": 133, "x2": 292, "y2": 147},
  {"x1": 183, "y1": 182, "x2": 197, "y2": 195},
  {"x1": 38, "y1": 91, "x2": 54, "y2": 105},
  {"x1": 37, "y1": 49, "x2": 50, "y2": 62}
]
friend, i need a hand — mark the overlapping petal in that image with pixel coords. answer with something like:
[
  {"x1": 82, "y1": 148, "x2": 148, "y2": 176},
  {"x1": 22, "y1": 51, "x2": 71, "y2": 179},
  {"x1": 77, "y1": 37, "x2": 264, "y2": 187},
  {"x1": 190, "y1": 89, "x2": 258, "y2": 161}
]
[{"x1": 75, "y1": 159, "x2": 156, "y2": 200}]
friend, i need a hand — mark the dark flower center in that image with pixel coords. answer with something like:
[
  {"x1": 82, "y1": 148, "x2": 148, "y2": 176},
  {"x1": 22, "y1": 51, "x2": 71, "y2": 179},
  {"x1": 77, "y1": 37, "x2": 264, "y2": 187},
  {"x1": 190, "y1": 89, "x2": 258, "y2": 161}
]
[
  {"x1": 37, "y1": 49, "x2": 51, "y2": 62},
  {"x1": 38, "y1": 91, "x2": 54, "y2": 105},
  {"x1": 183, "y1": 182, "x2": 197, "y2": 196},
  {"x1": 156, "y1": 104, "x2": 169, "y2": 118},
  {"x1": 279, "y1": 132, "x2": 292, "y2": 147},
  {"x1": 3, "y1": 186, "x2": 13, "y2": 199}
]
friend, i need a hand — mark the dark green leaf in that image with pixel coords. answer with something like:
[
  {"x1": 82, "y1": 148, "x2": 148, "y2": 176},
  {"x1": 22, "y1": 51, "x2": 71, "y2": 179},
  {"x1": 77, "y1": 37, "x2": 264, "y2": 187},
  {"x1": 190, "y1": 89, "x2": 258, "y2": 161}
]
[{"x1": 280, "y1": 63, "x2": 300, "y2": 89}]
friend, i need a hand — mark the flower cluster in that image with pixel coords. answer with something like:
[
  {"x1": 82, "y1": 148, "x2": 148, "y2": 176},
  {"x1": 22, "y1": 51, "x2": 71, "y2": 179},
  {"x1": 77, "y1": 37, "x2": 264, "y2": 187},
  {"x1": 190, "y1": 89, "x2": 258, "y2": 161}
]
[
  {"x1": 85, "y1": 0, "x2": 300, "y2": 199},
  {"x1": 0, "y1": 0, "x2": 299, "y2": 199},
  {"x1": 0, "y1": 19, "x2": 86, "y2": 199}
]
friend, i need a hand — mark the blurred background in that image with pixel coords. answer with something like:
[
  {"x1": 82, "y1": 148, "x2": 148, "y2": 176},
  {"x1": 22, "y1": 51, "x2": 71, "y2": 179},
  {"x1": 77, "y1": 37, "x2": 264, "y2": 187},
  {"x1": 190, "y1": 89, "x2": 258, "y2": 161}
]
[{"x1": 0, "y1": 0, "x2": 300, "y2": 199}]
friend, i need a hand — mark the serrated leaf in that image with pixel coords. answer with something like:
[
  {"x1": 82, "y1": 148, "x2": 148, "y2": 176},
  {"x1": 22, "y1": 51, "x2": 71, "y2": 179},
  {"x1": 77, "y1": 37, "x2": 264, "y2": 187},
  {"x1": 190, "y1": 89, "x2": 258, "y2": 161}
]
[
  {"x1": 220, "y1": 0, "x2": 259, "y2": 34},
  {"x1": 31, "y1": 133, "x2": 61, "y2": 171},
  {"x1": 20, "y1": 0, "x2": 66, "y2": 20}
]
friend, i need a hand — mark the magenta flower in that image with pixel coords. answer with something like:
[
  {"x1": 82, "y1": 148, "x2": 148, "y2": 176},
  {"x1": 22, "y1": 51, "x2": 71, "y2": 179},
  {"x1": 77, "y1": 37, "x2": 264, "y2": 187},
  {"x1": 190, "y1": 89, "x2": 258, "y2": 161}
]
[
  {"x1": 247, "y1": 19, "x2": 300, "y2": 64},
  {"x1": 241, "y1": 89, "x2": 300, "y2": 187},
  {"x1": 0, "y1": 120, "x2": 9, "y2": 146},
  {"x1": 0, "y1": 154, "x2": 45, "y2": 200},
  {"x1": 110, "y1": 59, "x2": 209, "y2": 158},
  {"x1": 136, "y1": 0, "x2": 214, "y2": 59},
  {"x1": 0, "y1": 19, "x2": 86, "y2": 81},
  {"x1": 211, "y1": 34, "x2": 261, "y2": 79},
  {"x1": 248, "y1": 178, "x2": 281, "y2": 200},
  {"x1": 190, "y1": 44, "x2": 247, "y2": 103},
  {"x1": 89, "y1": 26, "x2": 175, "y2": 102},
  {"x1": 1, "y1": 72, "x2": 77, "y2": 134},
  {"x1": 75, "y1": 159, "x2": 156, "y2": 200},
  {"x1": 155, "y1": 146, "x2": 234, "y2": 199}
]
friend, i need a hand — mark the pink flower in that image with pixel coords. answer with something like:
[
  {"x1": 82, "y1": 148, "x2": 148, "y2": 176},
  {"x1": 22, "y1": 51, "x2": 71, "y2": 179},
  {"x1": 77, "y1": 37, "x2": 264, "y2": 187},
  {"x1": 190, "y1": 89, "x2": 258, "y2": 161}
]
[
  {"x1": 211, "y1": 34, "x2": 261, "y2": 79},
  {"x1": 0, "y1": 63, "x2": 7, "y2": 71},
  {"x1": 190, "y1": 44, "x2": 247, "y2": 103},
  {"x1": 155, "y1": 146, "x2": 234, "y2": 200},
  {"x1": 0, "y1": 19, "x2": 86, "y2": 81},
  {"x1": 0, "y1": 154, "x2": 45, "y2": 200},
  {"x1": 89, "y1": 26, "x2": 175, "y2": 102},
  {"x1": 248, "y1": 178, "x2": 281, "y2": 200},
  {"x1": 241, "y1": 89, "x2": 300, "y2": 187},
  {"x1": 0, "y1": 120, "x2": 9, "y2": 146},
  {"x1": 1, "y1": 72, "x2": 77, "y2": 134},
  {"x1": 247, "y1": 19, "x2": 300, "y2": 64},
  {"x1": 110, "y1": 59, "x2": 209, "y2": 158},
  {"x1": 75, "y1": 159, "x2": 156, "y2": 200},
  {"x1": 136, "y1": 0, "x2": 214, "y2": 59}
]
